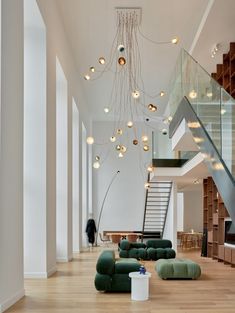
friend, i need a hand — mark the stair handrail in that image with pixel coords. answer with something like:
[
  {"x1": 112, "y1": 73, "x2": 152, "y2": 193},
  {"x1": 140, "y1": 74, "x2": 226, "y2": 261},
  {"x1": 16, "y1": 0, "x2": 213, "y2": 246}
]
[
  {"x1": 161, "y1": 182, "x2": 173, "y2": 238},
  {"x1": 141, "y1": 172, "x2": 150, "y2": 242}
]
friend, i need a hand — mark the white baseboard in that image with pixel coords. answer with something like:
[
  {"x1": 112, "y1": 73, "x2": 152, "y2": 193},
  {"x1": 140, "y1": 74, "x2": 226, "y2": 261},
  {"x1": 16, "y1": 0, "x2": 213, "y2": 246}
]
[
  {"x1": 0, "y1": 288, "x2": 25, "y2": 313},
  {"x1": 24, "y1": 266, "x2": 57, "y2": 278}
]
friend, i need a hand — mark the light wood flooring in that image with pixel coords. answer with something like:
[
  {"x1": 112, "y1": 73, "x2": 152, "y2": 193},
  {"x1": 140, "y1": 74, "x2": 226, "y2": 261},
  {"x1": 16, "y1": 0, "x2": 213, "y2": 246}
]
[{"x1": 7, "y1": 246, "x2": 235, "y2": 313}]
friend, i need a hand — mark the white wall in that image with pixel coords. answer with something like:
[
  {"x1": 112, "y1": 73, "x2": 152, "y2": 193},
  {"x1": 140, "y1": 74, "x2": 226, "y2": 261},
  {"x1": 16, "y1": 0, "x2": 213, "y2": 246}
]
[
  {"x1": 163, "y1": 183, "x2": 177, "y2": 251},
  {"x1": 36, "y1": 0, "x2": 92, "y2": 257},
  {"x1": 92, "y1": 121, "x2": 152, "y2": 235},
  {"x1": 0, "y1": 0, "x2": 24, "y2": 311},
  {"x1": 183, "y1": 186, "x2": 203, "y2": 232}
]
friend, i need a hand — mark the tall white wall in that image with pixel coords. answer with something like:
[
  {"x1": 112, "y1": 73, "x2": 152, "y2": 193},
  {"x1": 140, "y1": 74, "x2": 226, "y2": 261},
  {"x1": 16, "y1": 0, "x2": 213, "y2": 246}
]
[
  {"x1": 183, "y1": 186, "x2": 203, "y2": 232},
  {"x1": 0, "y1": 0, "x2": 24, "y2": 311},
  {"x1": 92, "y1": 121, "x2": 152, "y2": 235},
  {"x1": 36, "y1": 0, "x2": 92, "y2": 256},
  {"x1": 163, "y1": 183, "x2": 178, "y2": 251}
]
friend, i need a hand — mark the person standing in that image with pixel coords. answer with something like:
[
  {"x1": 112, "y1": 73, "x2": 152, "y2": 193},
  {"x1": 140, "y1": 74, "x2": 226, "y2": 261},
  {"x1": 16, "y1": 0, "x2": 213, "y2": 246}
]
[{"x1": 86, "y1": 215, "x2": 97, "y2": 247}]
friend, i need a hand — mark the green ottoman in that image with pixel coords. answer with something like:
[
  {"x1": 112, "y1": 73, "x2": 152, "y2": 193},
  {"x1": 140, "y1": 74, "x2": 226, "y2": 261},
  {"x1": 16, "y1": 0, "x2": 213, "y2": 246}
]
[{"x1": 155, "y1": 258, "x2": 201, "y2": 280}]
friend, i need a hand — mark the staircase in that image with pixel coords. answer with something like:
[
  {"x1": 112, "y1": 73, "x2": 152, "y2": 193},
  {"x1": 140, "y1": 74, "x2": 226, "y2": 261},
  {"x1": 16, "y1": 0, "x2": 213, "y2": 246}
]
[
  {"x1": 168, "y1": 48, "x2": 235, "y2": 223},
  {"x1": 142, "y1": 180, "x2": 172, "y2": 239}
]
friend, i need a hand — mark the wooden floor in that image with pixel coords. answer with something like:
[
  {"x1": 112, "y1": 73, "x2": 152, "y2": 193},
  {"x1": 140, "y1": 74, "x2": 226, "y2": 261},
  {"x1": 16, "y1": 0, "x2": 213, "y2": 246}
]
[{"x1": 7, "y1": 246, "x2": 235, "y2": 313}]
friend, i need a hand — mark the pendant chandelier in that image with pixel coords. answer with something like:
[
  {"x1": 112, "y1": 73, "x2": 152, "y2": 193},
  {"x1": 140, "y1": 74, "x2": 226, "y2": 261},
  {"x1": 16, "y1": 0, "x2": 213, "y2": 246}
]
[{"x1": 84, "y1": 8, "x2": 178, "y2": 181}]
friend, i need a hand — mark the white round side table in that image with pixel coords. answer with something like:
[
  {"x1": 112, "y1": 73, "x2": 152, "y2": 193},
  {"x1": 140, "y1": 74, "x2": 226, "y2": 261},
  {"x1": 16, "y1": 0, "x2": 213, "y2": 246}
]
[{"x1": 129, "y1": 271, "x2": 151, "y2": 301}]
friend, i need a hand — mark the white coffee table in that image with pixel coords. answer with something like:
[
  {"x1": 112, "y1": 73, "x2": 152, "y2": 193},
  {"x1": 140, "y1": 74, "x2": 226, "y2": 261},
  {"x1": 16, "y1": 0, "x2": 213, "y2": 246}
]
[{"x1": 129, "y1": 271, "x2": 151, "y2": 301}]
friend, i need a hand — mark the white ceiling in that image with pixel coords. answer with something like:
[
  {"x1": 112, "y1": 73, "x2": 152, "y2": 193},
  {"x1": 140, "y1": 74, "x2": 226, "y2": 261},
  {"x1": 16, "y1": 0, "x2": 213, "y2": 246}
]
[
  {"x1": 57, "y1": 0, "x2": 210, "y2": 120},
  {"x1": 192, "y1": 0, "x2": 235, "y2": 74}
]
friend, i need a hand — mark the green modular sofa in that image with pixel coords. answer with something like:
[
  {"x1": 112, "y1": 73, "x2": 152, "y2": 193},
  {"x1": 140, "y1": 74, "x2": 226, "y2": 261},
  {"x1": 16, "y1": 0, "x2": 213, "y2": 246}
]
[
  {"x1": 94, "y1": 250, "x2": 141, "y2": 292},
  {"x1": 119, "y1": 239, "x2": 176, "y2": 261}
]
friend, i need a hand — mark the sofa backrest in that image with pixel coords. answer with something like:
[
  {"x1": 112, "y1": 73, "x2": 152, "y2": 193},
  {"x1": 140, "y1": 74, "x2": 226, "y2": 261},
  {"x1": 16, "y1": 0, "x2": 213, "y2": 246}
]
[
  {"x1": 96, "y1": 250, "x2": 115, "y2": 275},
  {"x1": 146, "y1": 239, "x2": 172, "y2": 249},
  {"x1": 119, "y1": 240, "x2": 146, "y2": 250}
]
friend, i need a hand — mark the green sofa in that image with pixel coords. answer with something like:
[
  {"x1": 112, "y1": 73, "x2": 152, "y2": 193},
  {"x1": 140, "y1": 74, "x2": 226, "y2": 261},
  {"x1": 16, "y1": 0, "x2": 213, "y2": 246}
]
[
  {"x1": 119, "y1": 239, "x2": 176, "y2": 260},
  {"x1": 94, "y1": 250, "x2": 141, "y2": 292},
  {"x1": 155, "y1": 258, "x2": 201, "y2": 279}
]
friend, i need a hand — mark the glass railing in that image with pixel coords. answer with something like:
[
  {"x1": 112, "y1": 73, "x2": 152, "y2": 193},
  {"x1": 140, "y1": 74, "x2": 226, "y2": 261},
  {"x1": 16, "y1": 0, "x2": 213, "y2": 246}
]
[{"x1": 168, "y1": 49, "x2": 235, "y2": 176}]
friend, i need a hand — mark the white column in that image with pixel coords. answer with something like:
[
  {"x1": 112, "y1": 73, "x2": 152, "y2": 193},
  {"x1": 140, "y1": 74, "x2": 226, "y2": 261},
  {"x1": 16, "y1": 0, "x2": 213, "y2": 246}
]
[
  {"x1": 72, "y1": 99, "x2": 80, "y2": 252},
  {"x1": 82, "y1": 123, "x2": 88, "y2": 248},
  {"x1": 24, "y1": 0, "x2": 56, "y2": 278},
  {"x1": 163, "y1": 182, "x2": 178, "y2": 252},
  {"x1": 56, "y1": 59, "x2": 72, "y2": 261},
  {"x1": 0, "y1": 0, "x2": 25, "y2": 311}
]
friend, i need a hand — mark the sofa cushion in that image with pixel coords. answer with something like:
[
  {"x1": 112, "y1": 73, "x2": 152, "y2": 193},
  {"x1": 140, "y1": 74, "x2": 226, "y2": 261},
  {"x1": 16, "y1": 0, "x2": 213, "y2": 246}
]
[
  {"x1": 115, "y1": 258, "x2": 140, "y2": 274},
  {"x1": 94, "y1": 273, "x2": 112, "y2": 291},
  {"x1": 130, "y1": 242, "x2": 146, "y2": 249},
  {"x1": 129, "y1": 247, "x2": 147, "y2": 260},
  {"x1": 155, "y1": 258, "x2": 201, "y2": 279},
  {"x1": 119, "y1": 240, "x2": 131, "y2": 250},
  {"x1": 165, "y1": 247, "x2": 176, "y2": 259},
  {"x1": 146, "y1": 239, "x2": 172, "y2": 249},
  {"x1": 96, "y1": 250, "x2": 115, "y2": 275},
  {"x1": 119, "y1": 249, "x2": 129, "y2": 258}
]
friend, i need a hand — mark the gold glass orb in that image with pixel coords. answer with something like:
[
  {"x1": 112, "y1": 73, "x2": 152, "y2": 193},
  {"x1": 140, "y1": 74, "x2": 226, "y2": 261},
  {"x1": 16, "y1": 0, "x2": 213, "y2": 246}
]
[
  {"x1": 132, "y1": 90, "x2": 140, "y2": 99},
  {"x1": 189, "y1": 90, "x2": 197, "y2": 99},
  {"x1": 120, "y1": 145, "x2": 127, "y2": 153},
  {"x1": 90, "y1": 66, "x2": 95, "y2": 73},
  {"x1": 84, "y1": 74, "x2": 90, "y2": 80},
  {"x1": 160, "y1": 91, "x2": 165, "y2": 97},
  {"x1": 142, "y1": 135, "x2": 148, "y2": 142},
  {"x1": 143, "y1": 145, "x2": 149, "y2": 151},
  {"x1": 117, "y1": 128, "x2": 123, "y2": 135},
  {"x1": 147, "y1": 166, "x2": 153, "y2": 172},
  {"x1": 118, "y1": 57, "x2": 126, "y2": 65},
  {"x1": 133, "y1": 139, "x2": 138, "y2": 145},
  {"x1": 151, "y1": 105, "x2": 157, "y2": 112},
  {"x1": 148, "y1": 104, "x2": 153, "y2": 110},
  {"x1": 118, "y1": 152, "x2": 124, "y2": 158},
  {"x1": 95, "y1": 156, "x2": 100, "y2": 161},
  {"x1": 98, "y1": 57, "x2": 105, "y2": 65},
  {"x1": 171, "y1": 37, "x2": 179, "y2": 44},
  {"x1": 127, "y1": 121, "x2": 133, "y2": 128},
  {"x1": 110, "y1": 136, "x2": 116, "y2": 142},
  {"x1": 93, "y1": 161, "x2": 100, "y2": 169},
  {"x1": 86, "y1": 136, "x2": 94, "y2": 145},
  {"x1": 144, "y1": 182, "x2": 150, "y2": 189},
  {"x1": 116, "y1": 144, "x2": 121, "y2": 151}
]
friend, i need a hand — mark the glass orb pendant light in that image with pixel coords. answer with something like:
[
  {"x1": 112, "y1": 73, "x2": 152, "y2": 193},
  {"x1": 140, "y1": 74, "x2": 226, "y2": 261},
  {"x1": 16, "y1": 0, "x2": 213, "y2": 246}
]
[
  {"x1": 142, "y1": 135, "x2": 148, "y2": 142},
  {"x1": 84, "y1": 74, "x2": 90, "y2": 80},
  {"x1": 90, "y1": 66, "x2": 95, "y2": 73},
  {"x1": 98, "y1": 57, "x2": 105, "y2": 65},
  {"x1": 120, "y1": 145, "x2": 127, "y2": 153},
  {"x1": 132, "y1": 90, "x2": 140, "y2": 99},
  {"x1": 118, "y1": 44, "x2": 125, "y2": 52},
  {"x1": 133, "y1": 139, "x2": 138, "y2": 145},
  {"x1": 118, "y1": 152, "x2": 124, "y2": 158},
  {"x1": 116, "y1": 145, "x2": 121, "y2": 151},
  {"x1": 86, "y1": 136, "x2": 94, "y2": 145},
  {"x1": 117, "y1": 128, "x2": 123, "y2": 135},
  {"x1": 93, "y1": 161, "x2": 100, "y2": 169},
  {"x1": 110, "y1": 136, "x2": 116, "y2": 142},
  {"x1": 144, "y1": 182, "x2": 150, "y2": 189},
  {"x1": 118, "y1": 57, "x2": 126, "y2": 65},
  {"x1": 127, "y1": 121, "x2": 133, "y2": 128},
  {"x1": 143, "y1": 145, "x2": 149, "y2": 151}
]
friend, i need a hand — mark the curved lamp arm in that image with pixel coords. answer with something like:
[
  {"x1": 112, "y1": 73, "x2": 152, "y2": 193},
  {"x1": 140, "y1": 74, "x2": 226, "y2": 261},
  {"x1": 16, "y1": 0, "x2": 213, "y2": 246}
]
[{"x1": 95, "y1": 170, "x2": 120, "y2": 246}]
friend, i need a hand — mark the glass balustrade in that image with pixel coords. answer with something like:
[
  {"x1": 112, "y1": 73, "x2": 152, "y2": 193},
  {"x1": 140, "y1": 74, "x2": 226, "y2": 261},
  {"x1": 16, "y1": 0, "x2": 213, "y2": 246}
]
[{"x1": 168, "y1": 49, "x2": 235, "y2": 177}]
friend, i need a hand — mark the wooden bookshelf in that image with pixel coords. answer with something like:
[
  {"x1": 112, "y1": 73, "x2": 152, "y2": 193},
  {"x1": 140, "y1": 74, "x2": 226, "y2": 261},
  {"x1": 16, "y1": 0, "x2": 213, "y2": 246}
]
[
  {"x1": 211, "y1": 42, "x2": 235, "y2": 98},
  {"x1": 203, "y1": 177, "x2": 234, "y2": 266}
]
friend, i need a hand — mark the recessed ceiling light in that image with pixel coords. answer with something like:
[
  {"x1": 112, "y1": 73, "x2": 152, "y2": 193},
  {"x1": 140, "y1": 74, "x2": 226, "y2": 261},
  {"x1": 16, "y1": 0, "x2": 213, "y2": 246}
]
[
  {"x1": 93, "y1": 161, "x2": 100, "y2": 169},
  {"x1": 221, "y1": 109, "x2": 226, "y2": 115},
  {"x1": 104, "y1": 107, "x2": 109, "y2": 113}
]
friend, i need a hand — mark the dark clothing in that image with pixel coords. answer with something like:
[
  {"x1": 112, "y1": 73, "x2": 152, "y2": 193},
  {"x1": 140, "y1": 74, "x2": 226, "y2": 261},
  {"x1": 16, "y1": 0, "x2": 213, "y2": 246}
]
[{"x1": 86, "y1": 218, "x2": 97, "y2": 244}]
